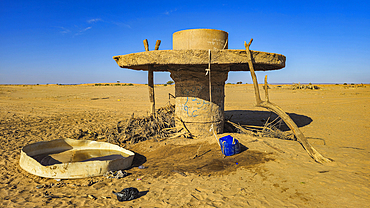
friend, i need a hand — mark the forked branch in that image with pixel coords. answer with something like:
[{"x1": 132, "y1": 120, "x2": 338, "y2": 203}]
[{"x1": 244, "y1": 39, "x2": 332, "y2": 163}]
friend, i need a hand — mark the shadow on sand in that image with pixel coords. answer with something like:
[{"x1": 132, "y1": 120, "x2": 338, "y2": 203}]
[{"x1": 225, "y1": 110, "x2": 313, "y2": 131}]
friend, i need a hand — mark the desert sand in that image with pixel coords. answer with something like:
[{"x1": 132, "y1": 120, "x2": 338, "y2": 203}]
[{"x1": 0, "y1": 83, "x2": 369, "y2": 207}]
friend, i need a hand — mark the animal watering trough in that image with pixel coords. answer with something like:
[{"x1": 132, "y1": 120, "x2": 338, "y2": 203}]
[
  {"x1": 113, "y1": 29, "x2": 286, "y2": 137},
  {"x1": 19, "y1": 138, "x2": 135, "y2": 179}
]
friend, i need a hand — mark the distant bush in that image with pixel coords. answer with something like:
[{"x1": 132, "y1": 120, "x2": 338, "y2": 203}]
[
  {"x1": 236, "y1": 81, "x2": 242, "y2": 84},
  {"x1": 95, "y1": 83, "x2": 102, "y2": 86},
  {"x1": 166, "y1": 80, "x2": 174, "y2": 85},
  {"x1": 114, "y1": 83, "x2": 121, "y2": 86},
  {"x1": 128, "y1": 83, "x2": 134, "y2": 86},
  {"x1": 164, "y1": 84, "x2": 167, "y2": 86},
  {"x1": 292, "y1": 83, "x2": 320, "y2": 90},
  {"x1": 343, "y1": 83, "x2": 347, "y2": 85}
]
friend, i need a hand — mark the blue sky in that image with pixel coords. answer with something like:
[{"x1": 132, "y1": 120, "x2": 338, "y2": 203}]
[{"x1": 1, "y1": 0, "x2": 369, "y2": 84}]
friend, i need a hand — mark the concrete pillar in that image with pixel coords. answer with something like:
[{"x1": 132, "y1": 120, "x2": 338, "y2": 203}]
[{"x1": 170, "y1": 29, "x2": 229, "y2": 137}]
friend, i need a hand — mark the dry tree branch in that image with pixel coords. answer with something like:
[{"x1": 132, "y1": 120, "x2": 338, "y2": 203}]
[
  {"x1": 175, "y1": 116, "x2": 195, "y2": 139},
  {"x1": 226, "y1": 120, "x2": 251, "y2": 135},
  {"x1": 244, "y1": 39, "x2": 332, "y2": 163}
]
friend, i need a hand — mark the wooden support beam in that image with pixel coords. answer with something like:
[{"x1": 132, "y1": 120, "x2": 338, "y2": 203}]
[
  {"x1": 143, "y1": 39, "x2": 161, "y2": 115},
  {"x1": 264, "y1": 75, "x2": 269, "y2": 102},
  {"x1": 155, "y1": 40, "x2": 161, "y2": 50},
  {"x1": 148, "y1": 66, "x2": 155, "y2": 115},
  {"x1": 143, "y1": 39, "x2": 149, "y2": 51}
]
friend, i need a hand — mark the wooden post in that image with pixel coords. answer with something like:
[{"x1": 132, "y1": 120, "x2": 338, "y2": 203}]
[
  {"x1": 143, "y1": 39, "x2": 149, "y2": 51},
  {"x1": 155, "y1": 40, "x2": 161, "y2": 50},
  {"x1": 148, "y1": 66, "x2": 155, "y2": 115},
  {"x1": 143, "y1": 39, "x2": 160, "y2": 115},
  {"x1": 264, "y1": 75, "x2": 269, "y2": 102},
  {"x1": 245, "y1": 39, "x2": 262, "y2": 104}
]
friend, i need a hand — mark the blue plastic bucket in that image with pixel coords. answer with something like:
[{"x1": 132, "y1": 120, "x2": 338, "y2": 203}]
[{"x1": 219, "y1": 135, "x2": 240, "y2": 156}]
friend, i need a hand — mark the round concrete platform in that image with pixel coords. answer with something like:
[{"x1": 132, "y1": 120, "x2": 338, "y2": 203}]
[{"x1": 113, "y1": 49, "x2": 285, "y2": 72}]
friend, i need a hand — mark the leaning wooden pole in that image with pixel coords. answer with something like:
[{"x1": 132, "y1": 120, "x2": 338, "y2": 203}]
[{"x1": 244, "y1": 39, "x2": 331, "y2": 163}]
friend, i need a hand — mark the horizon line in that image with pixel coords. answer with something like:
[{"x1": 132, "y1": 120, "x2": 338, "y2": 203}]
[{"x1": 1, "y1": 82, "x2": 369, "y2": 86}]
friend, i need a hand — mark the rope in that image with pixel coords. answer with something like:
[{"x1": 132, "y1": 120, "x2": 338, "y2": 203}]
[
  {"x1": 208, "y1": 49, "x2": 212, "y2": 103},
  {"x1": 206, "y1": 49, "x2": 220, "y2": 147},
  {"x1": 181, "y1": 120, "x2": 223, "y2": 124},
  {"x1": 222, "y1": 38, "x2": 228, "y2": 49},
  {"x1": 210, "y1": 123, "x2": 220, "y2": 147}
]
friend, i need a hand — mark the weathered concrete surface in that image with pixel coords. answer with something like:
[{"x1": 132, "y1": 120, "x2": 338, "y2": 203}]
[
  {"x1": 173, "y1": 29, "x2": 228, "y2": 50},
  {"x1": 168, "y1": 29, "x2": 230, "y2": 137},
  {"x1": 113, "y1": 49, "x2": 286, "y2": 72},
  {"x1": 169, "y1": 67, "x2": 229, "y2": 136}
]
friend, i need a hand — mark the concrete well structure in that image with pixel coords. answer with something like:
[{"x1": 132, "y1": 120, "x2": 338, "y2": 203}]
[{"x1": 113, "y1": 29, "x2": 286, "y2": 137}]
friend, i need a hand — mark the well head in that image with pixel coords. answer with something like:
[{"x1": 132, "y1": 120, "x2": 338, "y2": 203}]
[
  {"x1": 173, "y1": 29, "x2": 228, "y2": 50},
  {"x1": 112, "y1": 29, "x2": 286, "y2": 137}
]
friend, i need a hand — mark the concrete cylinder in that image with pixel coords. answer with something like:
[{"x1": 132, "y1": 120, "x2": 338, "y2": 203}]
[
  {"x1": 173, "y1": 29, "x2": 228, "y2": 50},
  {"x1": 170, "y1": 29, "x2": 229, "y2": 137}
]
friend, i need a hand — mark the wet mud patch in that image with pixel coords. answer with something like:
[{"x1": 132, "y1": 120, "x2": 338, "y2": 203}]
[{"x1": 128, "y1": 141, "x2": 274, "y2": 178}]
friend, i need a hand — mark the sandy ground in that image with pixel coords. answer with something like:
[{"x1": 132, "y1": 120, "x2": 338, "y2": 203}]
[{"x1": 0, "y1": 83, "x2": 369, "y2": 207}]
